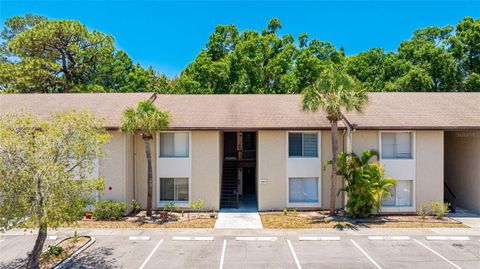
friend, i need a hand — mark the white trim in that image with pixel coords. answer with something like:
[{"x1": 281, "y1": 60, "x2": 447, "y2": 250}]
[
  {"x1": 286, "y1": 131, "x2": 322, "y2": 208},
  {"x1": 379, "y1": 131, "x2": 416, "y2": 213}
]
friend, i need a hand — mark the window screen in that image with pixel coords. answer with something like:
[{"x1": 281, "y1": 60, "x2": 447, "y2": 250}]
[
  {"x1": 381, "y1": 132, "x2": 412, "y2": 159},
  {"x1": 159, "y1": 177, "x2": 189, "y2": 202},
  {"x1": 289, "y1": 177, "x2": 319, "y2": 203},
  {"x1": 160, "y1": 132, "x2": 189, "y2": 157},
  {"x1": 288, "y1": 133, "x2": 318, "y2": 157}
]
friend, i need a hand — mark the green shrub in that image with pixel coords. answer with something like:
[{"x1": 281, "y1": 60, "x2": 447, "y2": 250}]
[
  {"x1": 46, "y1": 245, "x2": 63, "y2": 257},
  {"x1": 93, "y1": 200, "x2": 126, "y2": 220},
  {"x1": 333, "y1": 150, "x2": 397, "y2": 218},
  {"x1": 417, "y1": 202, "x2": 431, "y2": 218},
  {"x1": 431, "y1": 201, "x2": 450, "y2": 219},
  {"x1": 131, "y1": 199, "x2": 141, "y2": 214}
]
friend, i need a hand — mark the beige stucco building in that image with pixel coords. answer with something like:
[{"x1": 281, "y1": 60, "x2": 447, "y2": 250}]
[{"x1": 1, "y1": 93, "x2": 479, "y2": 213}]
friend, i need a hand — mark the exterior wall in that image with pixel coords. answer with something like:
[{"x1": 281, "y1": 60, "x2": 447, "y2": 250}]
[
  {"x1": 99, "y1": 131, "x2": 128, "y2": 202},
  {"x1": 352, "y1": 131, "x2": 379, "y2": 157},
  {"x1": 257, "y1": 131, "x2": 287, "y2": 210},
  {"x1": 321, "y1": 131, "x2": 344, "y2": 209},
  {"x1": 125, "y1": 134, "x2": 135, "y2": 211},
  {"x1": 191, "y1": 131, "x2": 221, "y2": 210},
  {"x1": 415, "y1": 131, "x2": 444, "y2": 209},
  {"x1": 445, "y1": 131, "x2": 480, "y2": 213}
]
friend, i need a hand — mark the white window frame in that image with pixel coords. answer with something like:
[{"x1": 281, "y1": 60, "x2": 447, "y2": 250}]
[
  {"x1": 379, "y1": 131, "x2": 416, "y2": 212},
  {"x1": 159, "y1": 131, "x2": 190, "y2": 158},
  {"x1": 380, "y1": 179, "x2": 415, "y2": 209},
  {"x1": 157, "y1": 177, "x2": 191, "y2": 207},
  {"x1": 379, "y1": 131, "x2": 414, "y2": 160},
  {"x1": 287, "y1": 131, "x2": 319, "y2": 158},
  {"x1": 287, "y1": 177, "x2": 321, "y2": 207}
]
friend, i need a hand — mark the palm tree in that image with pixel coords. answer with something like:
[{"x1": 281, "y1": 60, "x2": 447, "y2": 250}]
[
  {"x1": 302, "y1": 66, "x2": 368, "y2": 215},
  {"x1": 122, "y1": 98, "x2": 169, "y2": 217},
  {"x1": 368, "y1": 162, "x2": 397, "y2": 211}
]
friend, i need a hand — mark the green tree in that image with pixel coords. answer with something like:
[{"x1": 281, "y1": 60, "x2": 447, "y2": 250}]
[
  {"x1": 0, "y1": 15, "x2": 171, "y2": 93},
  {"x1": 121, "y1": 99, "x2": 169, "y2": 216},
  {"x1": 0, "y1": 111, "x2": 110, "y2": 269},
  {"x1": 175, "y1": 18, "x2": 343, "y2": 94},
  {"x1": 334, "y1": 150, "x2": 397, "y2": 217},
  {"x1": 302, "y1": 66, "x2": 368, "y2": 215}
]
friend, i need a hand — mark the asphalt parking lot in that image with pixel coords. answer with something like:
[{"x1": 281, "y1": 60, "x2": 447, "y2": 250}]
[{"x1": 1, "y1": 233, "x2": 479, "y2": 269}]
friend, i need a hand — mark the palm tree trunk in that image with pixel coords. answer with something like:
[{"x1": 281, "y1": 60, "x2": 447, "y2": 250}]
[
  {"x1": 26, "y1": 222, "x2": 47, "y2": 269},
  {"x1": 329, "y1": 120, "x2": 339, "y2": 215},
  {"x1": 143, "y1": 138, "x2": 153, "y2": 217}
]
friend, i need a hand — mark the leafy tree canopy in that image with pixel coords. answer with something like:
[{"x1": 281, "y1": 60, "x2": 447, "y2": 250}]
[{"x1": 0, "y1": 14, "x2": 171, "y2": 93}]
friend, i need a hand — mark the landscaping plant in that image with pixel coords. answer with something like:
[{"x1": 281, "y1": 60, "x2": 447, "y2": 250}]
[
  {"x1": 122, "y1": 99, "x2": 169, "y2": 217},
  {"x1": 93, "y1": 201, "x2": 127, "y2": 220},
  {"x1": 131, "y1": 199, "x2": 141, "y2": 215},
  {"x1": 302, "y1": 66, "x2": 368, "y2": 215},
  {"x1": 332, "y1": 150, "x2": 397, "y2": 218},
  {"x1": 0, "y1": 111, "x2": 109, "y2": 269},
  {"x1": 431, "y1": 201, "x2": 450, "y2": 219},
  {"x1": 189, "y1": 199, "x2": 204, "y2": 218}
]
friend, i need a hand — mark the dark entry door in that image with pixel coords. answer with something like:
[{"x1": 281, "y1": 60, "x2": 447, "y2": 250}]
[
  {"x1": 243, "y1": 167, "x2": 256, "y2": 195},
  {"x1": 224, "y1": 132, "x2": 237, "y2": 159}
]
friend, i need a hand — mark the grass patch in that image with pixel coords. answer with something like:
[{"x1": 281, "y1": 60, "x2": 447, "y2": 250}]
[
  {"x1": 260, "y1": 214, "x2": 467, "y2": 229},
  {"x1": 63, "y1": 218, "x2": 216, "y2": 229}
]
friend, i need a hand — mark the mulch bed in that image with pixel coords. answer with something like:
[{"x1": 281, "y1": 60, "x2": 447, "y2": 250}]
[{"x1": 40, "y1": 236, "x2": 90, "y2": 269}]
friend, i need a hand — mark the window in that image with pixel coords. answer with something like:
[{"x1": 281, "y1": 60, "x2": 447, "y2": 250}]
[
  {"x1": 289, "y1": 177, "x2": 318, "y2": 203},
  {"x1": 381, "y1": 132, "x2": 412, "y2": 159},
  {"x1": 381, "y1": 180, "x2": 413, "y2": 207},
  {"x1": 159, "y1": 177, "x2": 189, "y2": 202},
  {"x1": 160, "y1": 132, "x2": 189, "y2": 157},
  {"x1": 288, "y1": 133, "x2": 318, "y2": 157}
]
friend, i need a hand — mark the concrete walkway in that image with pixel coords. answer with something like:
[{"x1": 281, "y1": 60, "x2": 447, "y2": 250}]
[
  {"x1": 449, "y1": 207, "x2": 480, "y2": 228},
  {"x1": 214, "y1": 195, "x2": 263, "y2": 229}
]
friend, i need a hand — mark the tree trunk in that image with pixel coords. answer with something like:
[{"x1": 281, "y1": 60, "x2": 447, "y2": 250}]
[
  {"x1": 329, "y1": 120, "x2": 339, "y2": 216},
  {"x1": 26, "y1": 222, "x2": 47, "y2": 269},
  {"x1": 143, "y1": 138, "x2": 153, "y2": 217}
]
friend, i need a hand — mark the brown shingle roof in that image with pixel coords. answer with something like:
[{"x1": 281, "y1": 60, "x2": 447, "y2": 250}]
[{"x1": 1, "y1": 92, "x2": 479, "y2": 130}]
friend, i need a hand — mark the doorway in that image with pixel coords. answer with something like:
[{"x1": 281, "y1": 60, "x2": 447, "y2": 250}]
[{"x1": 220, "y1": 131, "x2": 257, "y2": 210}]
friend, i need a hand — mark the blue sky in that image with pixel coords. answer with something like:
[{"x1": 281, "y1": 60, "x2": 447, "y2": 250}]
[{"x1": 1, "y1": 1, "x2": 479, "y2": 77}]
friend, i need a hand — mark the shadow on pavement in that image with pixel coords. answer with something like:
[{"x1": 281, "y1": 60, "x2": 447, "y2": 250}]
[
  {"x1": 69, "y1": 246, "x2": 116, "y2": 269},
  {"x1": 0, "y1": 258, "x2": 27, "y2": 269}
]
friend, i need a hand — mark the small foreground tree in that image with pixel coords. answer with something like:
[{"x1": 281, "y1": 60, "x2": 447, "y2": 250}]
[
  {"x1": 121, "y1": 99, "x2": 169, "y2": 217},
  {"x1": 0, "y1": 111, "x2": 110, "y2": 269}
]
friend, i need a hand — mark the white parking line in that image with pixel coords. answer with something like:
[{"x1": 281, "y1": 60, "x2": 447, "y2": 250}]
[
  {"x1": 47, "y1": 236, "x2": 58, "y2": 240},
  {"x1": 129, "y1": 236, "x2": 150, "y2": 241},
  {"x1": 350, "y1": 239, "x2": 382, "y2": 269},
  {"x1": 219, "y1": 239, "x2": 226, "y2": 269},
  {"x1": 287, "y1": 239, "x2": 302, "y2": 269},
  {"x1": 235, "y1": 236, "x2": 277, "y2": 241},
  {"x1": 172, "y1": 236, "x2": 214, "y2": 241},
  {"x1": 299, "y1": 236, "x2": 340, "y2": 241},
  {"x1": 426, "y1": 236, "x2": 470, "y2": 241},
  {"x1": 368, "y1": 236, "x2": 410, "y2": 241},
  {"x1": 413, "y1": 239, "x2": 461, "y2": 269},
  {"x1": 139, "y1": 239, "x2": 164, "y2": 269}
]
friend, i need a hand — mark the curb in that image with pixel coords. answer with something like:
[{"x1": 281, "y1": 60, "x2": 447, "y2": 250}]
[{"x1": 53, "y1": 236, "x2": 95, "y2": 269}]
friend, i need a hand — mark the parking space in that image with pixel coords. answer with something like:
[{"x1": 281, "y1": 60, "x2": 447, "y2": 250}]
[
  {"x1": 143, "y1": 238, "x2": 222, "y2": 269},
  {"x1": 222, "y1": 237, "x2": 296, "y2": 268},
  {"x1": 1, "y1": 233, "x2": 479, "y2": 269},
  {"x1": 70, "y1": 235, "x2": 160, "y2": 269},
  {"x1": 290, "y1": 238, "x2": 375, "y2": 268},
  {"x1": 0, "y1": 234, "x2": 65, "y2": 269},
  {"x1": 414, "y1": 238, "x2": 480, "y2": 269}
]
